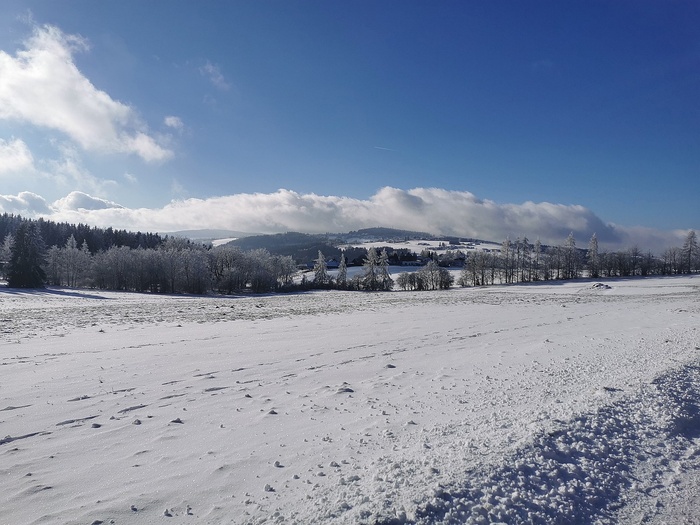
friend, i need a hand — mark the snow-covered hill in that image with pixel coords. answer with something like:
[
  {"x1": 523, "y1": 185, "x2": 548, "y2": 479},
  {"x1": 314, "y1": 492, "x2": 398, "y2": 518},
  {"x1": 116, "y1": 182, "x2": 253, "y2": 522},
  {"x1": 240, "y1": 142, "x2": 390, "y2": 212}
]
[{"x1": 1, "y1": 276, "x2": 699, "y2": 524}]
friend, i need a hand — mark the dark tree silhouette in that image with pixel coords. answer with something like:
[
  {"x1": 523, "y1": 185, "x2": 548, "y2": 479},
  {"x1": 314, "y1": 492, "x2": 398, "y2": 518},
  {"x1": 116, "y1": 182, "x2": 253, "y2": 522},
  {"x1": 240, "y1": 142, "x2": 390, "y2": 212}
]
[{"x1": 7, "y1": 222, "x2": 47, "y2": 288}]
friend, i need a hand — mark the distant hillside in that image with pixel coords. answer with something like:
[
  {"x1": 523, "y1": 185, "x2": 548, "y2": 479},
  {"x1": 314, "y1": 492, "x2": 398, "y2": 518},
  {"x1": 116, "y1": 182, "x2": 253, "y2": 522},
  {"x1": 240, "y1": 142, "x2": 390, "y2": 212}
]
[
  {"x1": 228, "y1": 232, "x2": 372, "y2": 265},
  {"x1": 228, "y1": 232, "x2": 340, "y2": 263},
  {"x1": 168, "y1": 229, "x2": 254, "y2": 241},
  {"x1": 342, "y1": 227, "x2": 436, "y2": 241},
  {"x1": 225, "y1": 229, "x2": 505, "y2": 265},
  {"x1": 231, "y1": 232, "x2": 326, "y2": 249}
]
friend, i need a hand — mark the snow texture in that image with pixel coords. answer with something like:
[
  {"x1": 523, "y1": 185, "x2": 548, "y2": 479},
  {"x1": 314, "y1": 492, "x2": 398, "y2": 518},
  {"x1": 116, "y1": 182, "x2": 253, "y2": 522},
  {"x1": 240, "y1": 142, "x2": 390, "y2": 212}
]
[{"x1": 0, "y1": 276, "x2": 699, "y2": 524}]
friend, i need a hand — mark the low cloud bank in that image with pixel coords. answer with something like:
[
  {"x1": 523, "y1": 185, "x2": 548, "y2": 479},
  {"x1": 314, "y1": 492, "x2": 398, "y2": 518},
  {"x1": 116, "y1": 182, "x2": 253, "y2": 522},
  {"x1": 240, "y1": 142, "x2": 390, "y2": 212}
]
[{"x1": 0, "y1": 187, "x2": 692, "y2": 253}]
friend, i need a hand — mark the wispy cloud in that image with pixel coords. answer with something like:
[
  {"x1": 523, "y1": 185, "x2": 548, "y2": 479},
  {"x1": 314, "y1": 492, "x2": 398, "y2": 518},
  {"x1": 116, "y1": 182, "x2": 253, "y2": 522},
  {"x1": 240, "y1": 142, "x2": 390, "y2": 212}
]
[
  {"x1": 0, "y1": 138, "x2": 34, "y2": 174},
  {"x1": 0, "y1": 187, "x2": 692, "y2": 253},
  {"x1": 164, "y1": 116, "x2": 184, "y2": 130},
  {"x1": 44, "y1": 143, "x2": 117, "y2": 195},
  {"x1": 170, "y1": 179, "x2": 187, "y2": 198},
  {"x1": 0, "y1": 24, "x2": 173, "y2": 162},
  {"x1": 200, "y1": 61, "x2": 230, "y2": 91}
]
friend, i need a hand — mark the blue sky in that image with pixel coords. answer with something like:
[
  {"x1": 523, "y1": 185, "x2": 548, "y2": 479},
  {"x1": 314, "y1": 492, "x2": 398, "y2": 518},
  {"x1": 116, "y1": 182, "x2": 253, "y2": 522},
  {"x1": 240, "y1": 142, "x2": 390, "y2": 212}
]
[{"x1": 0, "y1": 1, "x2": 697, "y2": 251}]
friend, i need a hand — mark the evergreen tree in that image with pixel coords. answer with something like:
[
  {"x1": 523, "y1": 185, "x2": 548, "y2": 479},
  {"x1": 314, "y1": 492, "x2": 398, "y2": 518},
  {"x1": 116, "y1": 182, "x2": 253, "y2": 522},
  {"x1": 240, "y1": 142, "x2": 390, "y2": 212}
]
[
  {"x1": 681, "y1": 230, "x2": 698, "y2": 274},
  {"x1": 362, "y1": 247, "x2": 380, "y2": 290},
  {"x1": 336, "y1": 253, "x2": 347, "y2": 289},
  {"x1": 313, "y1": 250, "x2": 329, "y2": 286},
  {"x1": 0, "y1": 233, "x2": 14, "y2": 280},
  {"x1": 378, "y1": 248, "x2": 394, "y2": 290},
  {"x1": 587, "y1": 233, "x2": 600, "y2": 279},
  {"x1": 7, "y1": 222, "x2": 47, "y2": 288},
  {"x1": 563, "y1": 232, "x2": 579, "y2": 279}
]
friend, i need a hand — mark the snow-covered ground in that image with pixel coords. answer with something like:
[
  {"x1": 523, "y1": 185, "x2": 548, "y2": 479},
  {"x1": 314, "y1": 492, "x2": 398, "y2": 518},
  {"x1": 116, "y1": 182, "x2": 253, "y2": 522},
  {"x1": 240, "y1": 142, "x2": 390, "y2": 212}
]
[{"x1": 1, "y1": 276, "x2": 699, "y2": 524}]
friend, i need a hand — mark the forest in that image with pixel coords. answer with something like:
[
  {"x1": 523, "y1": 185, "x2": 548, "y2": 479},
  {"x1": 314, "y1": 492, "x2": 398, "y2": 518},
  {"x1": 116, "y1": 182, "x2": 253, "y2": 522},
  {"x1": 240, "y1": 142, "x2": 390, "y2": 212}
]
[{"x1": 0, "y1": 213, "x2": 698, "y2": 294}]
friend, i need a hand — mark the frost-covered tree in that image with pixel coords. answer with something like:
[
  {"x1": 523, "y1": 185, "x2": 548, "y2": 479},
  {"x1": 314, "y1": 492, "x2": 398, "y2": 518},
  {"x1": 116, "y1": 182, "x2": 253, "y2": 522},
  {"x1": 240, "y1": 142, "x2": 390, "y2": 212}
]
[
  {"x1": 7, "y1": 222, "x2": 46, "y2": 288},
  {"x1": 418, "y1": 260, "x2": 453, "y2": 290},
  {"x1": 94, "y1": 245, "x2": 133, "y2": 290},
  {"x1": 211, "y1": 245, "x2": 246, "y2": 293},
  {"x1": 336, "y1": 253, "x2": 347, "y2": 289},
  {"x1": 361, "y1": 247, "x2": 393, "y2": 291},
  {"x1": 0, "y1": 233, "x2": 14, "y2": 280},
  {"x1": 313, "y1": 250, "x2": 329, "y2": 286},
  {"x1": 181, "y1": 246, "x2": 210, "y2": 294},
  {"x1": 160, "y1": 237, "x2": 190, "y2": 293},
  {"x1": 532, "y1": 239, "x2": 542, "y2": 281},
  {"x1": 45, "y1": 245, "x2": 63, "y2": 286},
  {"x1": 248, "y1": 249, "x2": 277, "y2": 293},
  {"x1": 458, "y1": 254, "x2": 474, "y2": 287},
  {"x1": 563, "y1": 233, "x2": 580, "y2": 279},
  {"x1": 639, "y1": 250, "x2": 655, "y2": 276},
  {"x1": 628, "y1": 245, "x2": 641, "y2": 276},
  {"x1": 500, "y1": 237, "x2": 513, "y2": 284},
  {"x1": 587, "y1": 233, "x2": 600, "y2": 279},
  {"x1": 130, "y1": 246, "x2": 154, "y2": 292},
  {"x1": 520, "y1": 237, "x2": 531, "y2": 283},
  {"x1": 395, "y1": 272, "x2": 411, "y2": 291},
  {"x1": 662, "y1": 247, "x2": 681, "y2": 275},
  {"x1": 361, "y1": 247, "x2": 379, "y2": 290},
  {"x1": 271, "y1": 254, "x2": 298, "y2": 289},
  {"x1": 62, "y1": 234, "x2": 91, "y2": 287},
  {"x1": 419, "y1": 260, "x2": 441, "y2": 290},
  {"x1": 378, "y1": 249, "x2": 394, "y2": 291},
  {"x1": 543, "y1": 245, "x2": 559, "y2": 281},
  {"x1": 681, "y1": 230, "x2": 698, "y2": 274}
]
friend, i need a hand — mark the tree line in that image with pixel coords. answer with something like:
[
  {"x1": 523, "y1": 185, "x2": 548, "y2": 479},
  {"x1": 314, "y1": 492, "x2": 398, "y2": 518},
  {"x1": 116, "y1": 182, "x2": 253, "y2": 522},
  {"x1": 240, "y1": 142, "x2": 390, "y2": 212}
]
[
  {"x1": 448, "y1": 232, "x2": 699, "y2": 289},
  {"x1": 0, "y1": 213, "x2": 163, "y2": 255},
  {"x1": 1, "y1": 222, "x2": 298, "y2": 293},
  {"x1": 0, "y1": 215, "x2": 697, "y2": 293}
]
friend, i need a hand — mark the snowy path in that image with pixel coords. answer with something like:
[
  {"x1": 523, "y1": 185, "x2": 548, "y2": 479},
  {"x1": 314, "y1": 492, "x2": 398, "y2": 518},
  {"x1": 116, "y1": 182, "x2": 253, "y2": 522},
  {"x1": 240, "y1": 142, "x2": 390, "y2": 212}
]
[{"x1": 0, "y1": 276, "x2": 698, "y2": 524}]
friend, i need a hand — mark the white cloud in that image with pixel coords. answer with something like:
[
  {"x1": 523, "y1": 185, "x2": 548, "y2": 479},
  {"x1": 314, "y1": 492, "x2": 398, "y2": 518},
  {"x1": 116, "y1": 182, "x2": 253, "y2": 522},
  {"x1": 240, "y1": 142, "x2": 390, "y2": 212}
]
[
  {"x1": 164, "y1": 116, "x2": 184, "y2": 130},
  {"x1": 44, "y1": 143, "x2": 117, "y2": 194},
  {"x1": 200, "y1": 61, "x2": 230, "y2": 91},
  {"x1": 0, "y1": 191, "x2": 51, "y2": 215},
  {"x1": 0, "y1": 137, "x2": 34, "y2": 174},
  {"x1": 0, "y1": 24, "x2": 172, "y2": 162},
  {"x1": 53, "y1": 191, "x2": 123, "y2": 211},
  {"x1": 2, "y1": 187, "x2": 692, "y2": 254},
  {"x1": 170, "y1": 179, "x2": 187, "y2": 197}
]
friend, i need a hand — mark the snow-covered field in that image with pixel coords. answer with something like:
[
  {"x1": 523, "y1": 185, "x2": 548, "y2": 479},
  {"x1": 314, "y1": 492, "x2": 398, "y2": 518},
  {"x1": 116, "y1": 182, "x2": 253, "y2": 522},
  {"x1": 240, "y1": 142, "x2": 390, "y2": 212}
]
[{"x1": 1, "y1": 276, "x2": 699, "y2": 524}]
